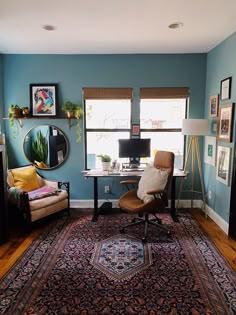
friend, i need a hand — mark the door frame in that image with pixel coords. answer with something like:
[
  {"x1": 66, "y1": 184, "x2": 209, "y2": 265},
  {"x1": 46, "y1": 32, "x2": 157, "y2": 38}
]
[{"x1": 229, "y1": 135, "x2": 236, "y2": 239}]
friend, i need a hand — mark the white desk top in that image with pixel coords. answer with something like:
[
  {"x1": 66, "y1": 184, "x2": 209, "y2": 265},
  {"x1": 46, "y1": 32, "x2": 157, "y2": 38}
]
[{"x1": 82, "y1": 169, "x2": 186, "y2": 177}]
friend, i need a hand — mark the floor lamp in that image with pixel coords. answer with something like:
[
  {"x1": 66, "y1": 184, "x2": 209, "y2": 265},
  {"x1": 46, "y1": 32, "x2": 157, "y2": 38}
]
[{"x1": 177, "y1": 119, "x2": 208, "y2": 213}]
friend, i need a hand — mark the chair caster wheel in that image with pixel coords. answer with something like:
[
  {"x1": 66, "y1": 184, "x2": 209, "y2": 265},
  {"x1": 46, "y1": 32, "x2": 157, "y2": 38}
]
[
  {"x1": 142, "y1": 238, "x2": 147, "y2": 243},
  {"x1": 120, "y1": 228, "x2": 125, "y2": 234},
  {"x1": 167, "y1": 230, "x2": 171, "y2": 236}
]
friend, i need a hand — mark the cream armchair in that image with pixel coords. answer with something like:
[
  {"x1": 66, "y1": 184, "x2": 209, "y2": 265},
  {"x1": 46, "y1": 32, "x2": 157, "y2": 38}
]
[{"x1": 7, "y1": 165, "x2": 69, "y2": 225}]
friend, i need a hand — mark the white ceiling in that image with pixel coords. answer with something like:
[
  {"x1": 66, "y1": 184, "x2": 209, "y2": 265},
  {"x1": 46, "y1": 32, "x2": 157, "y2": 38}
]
[{"x1": 0, "y1": 0, "x2": 236, "y2": 54}]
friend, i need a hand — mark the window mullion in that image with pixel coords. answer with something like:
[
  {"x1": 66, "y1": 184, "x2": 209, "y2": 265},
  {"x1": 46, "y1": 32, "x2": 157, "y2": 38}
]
[
  {"x1": 140, "y1": 128, "x2": 182, "y2": 132},
  {"x1": 86, "y1": 129, "x2": 131, "y2": 132}
]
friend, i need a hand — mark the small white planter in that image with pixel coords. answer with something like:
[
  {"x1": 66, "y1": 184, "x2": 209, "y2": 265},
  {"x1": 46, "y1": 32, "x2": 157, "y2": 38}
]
[{"x1": 102, "y1": 162, "x2": 111, "y2": 171}]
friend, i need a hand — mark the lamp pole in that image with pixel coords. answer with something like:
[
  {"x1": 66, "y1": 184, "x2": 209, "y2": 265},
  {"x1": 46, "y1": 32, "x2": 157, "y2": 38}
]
[{"x1": 177, "y1": 119, "x2": 208, "y2": 216}]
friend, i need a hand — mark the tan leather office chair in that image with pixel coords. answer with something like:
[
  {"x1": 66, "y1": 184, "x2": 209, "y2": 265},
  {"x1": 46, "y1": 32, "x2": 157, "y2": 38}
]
[
  {"x1": 119, "y1": 151, "x2": 175, "y2": 242},
  {"x1": 7, "y1": 165, "x2": 70, "y2": 225}
]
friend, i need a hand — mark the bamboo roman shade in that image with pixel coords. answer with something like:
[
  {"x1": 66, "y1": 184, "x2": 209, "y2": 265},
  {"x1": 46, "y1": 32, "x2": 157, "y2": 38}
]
[
  {"x1": 140, "y1": 87, "x2": 189, "y2": 99},
  {"x1": 83, "y1": 88, "x2": 133, "y2": 100}
]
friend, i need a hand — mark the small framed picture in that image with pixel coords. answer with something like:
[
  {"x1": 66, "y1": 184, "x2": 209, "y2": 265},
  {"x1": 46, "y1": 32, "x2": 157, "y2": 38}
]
[
  {"x1": 132, "y1": 124, "x2": 140, "y2": 136},
  {"x1": 30, "y1": 83, "x2": 58, "y2": 117},
  {"x1": 217, "y1": 103, "x2": 234, "y2": 142},
  {"x1": 216, "y1": 145, "x2": 231, "y2": 185},
  {"x1": 209, "y1": 94, "x2": 219, "y2": 117},
  {"x1": 220, "y1": 77, "x2": 232, "y2": 101},
  {"x1": 212, "y1": 121, "x2": 217, "y2": 134},
  {"x1": 204, "y1": 136, "x2": 216, "y2": 166}
]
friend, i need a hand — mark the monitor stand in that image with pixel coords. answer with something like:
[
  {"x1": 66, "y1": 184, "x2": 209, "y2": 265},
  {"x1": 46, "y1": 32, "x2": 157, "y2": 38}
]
[
  {"x1": 122, "y1": 158, "x2": 148, "y2": 172},
  {"x1": 130, "y1": 158, "x2": 139, "y2": 169}
]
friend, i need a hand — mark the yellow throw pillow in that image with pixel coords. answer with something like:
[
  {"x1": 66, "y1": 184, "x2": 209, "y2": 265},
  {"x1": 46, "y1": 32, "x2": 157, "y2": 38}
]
[{"x1": 11, "y1": 166, "x2": 40, "y2": 191}]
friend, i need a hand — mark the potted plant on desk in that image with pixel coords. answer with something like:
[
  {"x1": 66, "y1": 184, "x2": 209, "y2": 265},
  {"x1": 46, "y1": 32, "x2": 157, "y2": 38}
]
[{"x1": 97, "y1": 154, "x2": 111, "y2": 171}]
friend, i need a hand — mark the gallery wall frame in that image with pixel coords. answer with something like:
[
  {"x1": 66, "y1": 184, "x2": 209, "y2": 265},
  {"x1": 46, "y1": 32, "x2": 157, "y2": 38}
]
[
  {"x1": 30, "y1": 83, "x2": 58, "y2": 117},
  {"x1": 211, "y1": 121, "x2": 217, "y2": 134},
  {"x1": 204, "y1": 136, "x2": 216, "y2": 166},
  {"x1": 216, "y1": 145, "x2": 231, "y2": 185},
  {"x1": 217, "y1": 103, "x2": 234, "y2": 142},
  {"x1": 220, "y1": 77, "x2": 232, "y2": 101},
  {"x1": 209, "y1": 94, "x2": 219, "y2": 117}
]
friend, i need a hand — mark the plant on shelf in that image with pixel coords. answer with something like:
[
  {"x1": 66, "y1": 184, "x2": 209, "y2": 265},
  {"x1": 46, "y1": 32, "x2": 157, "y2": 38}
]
[
  {"x1": 22, "y1": 106, "x2": 30, "y2": 117},
  {"x1": 61, "y1": 100, "x2": 83, "y2": 118},
  {"x1": 8, "y1": 104, "x2": 23, "y2": 127},
  {"x1": 61, "y1": 100, "x2": 83, "y2": 142}
]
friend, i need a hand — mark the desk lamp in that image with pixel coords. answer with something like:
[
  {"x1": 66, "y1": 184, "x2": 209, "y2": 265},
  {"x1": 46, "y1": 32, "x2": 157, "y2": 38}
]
[{"x1": 179, "y1": 119, "x2": 208, "y2": 212}]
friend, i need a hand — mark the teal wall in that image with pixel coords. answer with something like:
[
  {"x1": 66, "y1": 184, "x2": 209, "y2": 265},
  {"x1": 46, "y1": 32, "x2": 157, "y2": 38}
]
[
  {"x1": 204, "y1": 32, "x2": 236, "y2": 222},
  {"x1": 2, "y1": 54, "x2": 206, "y2": 201}
]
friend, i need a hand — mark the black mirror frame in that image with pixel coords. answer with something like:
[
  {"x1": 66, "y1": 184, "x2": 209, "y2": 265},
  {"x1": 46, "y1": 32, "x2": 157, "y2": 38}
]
[{"x1": 23, "y1": 125, "x2": 69, "y2": 170}]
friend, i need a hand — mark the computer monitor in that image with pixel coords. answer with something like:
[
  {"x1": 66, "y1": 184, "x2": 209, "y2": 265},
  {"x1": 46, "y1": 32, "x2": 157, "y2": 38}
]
[{"x1": 118, "y1": 138, "x2": 151, "y2": 166}]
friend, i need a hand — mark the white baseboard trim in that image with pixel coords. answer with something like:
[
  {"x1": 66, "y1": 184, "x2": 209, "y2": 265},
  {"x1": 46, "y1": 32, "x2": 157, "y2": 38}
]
[
  {"x1": 175, "y1": 200, "x2": 229, "y2": 235},
  {"x1": 71, "y1": 199, "x2": 202, "y2": 209},
  {"x1": 205, "y1": 204, "x2": 229, "y2": 235},
  {"x1": 70, "y1": 199, "x2": 117, "y2": 209},
  {"x1": 70, "y1": 199, "x2": 229, "y2": 235}
]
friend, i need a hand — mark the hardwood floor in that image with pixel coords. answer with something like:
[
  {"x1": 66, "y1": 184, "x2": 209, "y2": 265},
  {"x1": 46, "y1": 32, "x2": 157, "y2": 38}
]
[
  {"x1": 192, "y1": 209, "x2": 236, "y2": 272},
  {"x1": 0, "y1": 208, "x2": 236, "y2": 280}
]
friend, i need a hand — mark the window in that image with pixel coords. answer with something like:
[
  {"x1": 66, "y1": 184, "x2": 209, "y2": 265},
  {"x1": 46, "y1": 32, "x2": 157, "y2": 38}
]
[
  {"x1": 84, "y1": 88, "x2": 132, "y2": 169},
  {"x1": 140, "y1": 88, "x2": 188, "y2": 169}
]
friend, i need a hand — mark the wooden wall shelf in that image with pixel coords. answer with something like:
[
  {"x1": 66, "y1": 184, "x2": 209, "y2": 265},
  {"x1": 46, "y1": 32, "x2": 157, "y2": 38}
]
[{"x1": 3, "y1": 117, "x2": 72, "y2": 129}]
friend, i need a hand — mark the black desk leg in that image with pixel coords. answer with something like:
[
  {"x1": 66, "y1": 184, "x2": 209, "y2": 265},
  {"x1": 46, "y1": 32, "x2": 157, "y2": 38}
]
[
  {"x1": 92, "y1": 176, "x2": 99, "y2": 222},
  {"x1": 171, "y1": 177, "x2": 179, "y2": 222}
]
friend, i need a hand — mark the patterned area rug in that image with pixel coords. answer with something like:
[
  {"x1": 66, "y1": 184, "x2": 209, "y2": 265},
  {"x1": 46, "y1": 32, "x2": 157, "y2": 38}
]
[
  {"x1": 91, "y1": 234, "x2": 152, "y2": 281},
  {"x1": 0, "y1": 211, "x2": 236, "y2": 315}
]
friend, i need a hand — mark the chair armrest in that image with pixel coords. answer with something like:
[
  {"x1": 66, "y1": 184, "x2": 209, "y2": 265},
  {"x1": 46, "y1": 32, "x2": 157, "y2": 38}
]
[
  {"x1": 120, "y1": 180, "x2": 138, "y2": 185},
  {"x1": 58, "y1": 181, "x2": 70, "y2": 209},
  {"x1": 37, "y1": 172, "x2": 69, "y2": 194},
  {"x1": 146, "y1": 189, "x2": 168, "y2": 206},
  {"x1": 146, "y1": 189, "x2": 166, "y2": 195},
  {"x1": 58, "y1": 181, "x2": 70, "y2": 196},
  {"x1": 120, "y1": 179, "x2": 138, "y2": 191},
  {"x1": 38, "y1": 177, "x2": 59, "y2": 188}
]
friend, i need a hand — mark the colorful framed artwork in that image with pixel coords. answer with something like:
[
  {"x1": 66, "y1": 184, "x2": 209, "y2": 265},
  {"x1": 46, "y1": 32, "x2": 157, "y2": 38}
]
[
  {"x1": 217, "y1": 103, "x2": 234, "y2": 142},
  {"x1": 209, "y1": 94, "x2": 219, "y2": 117},
  {"x1": 30, "y1": 83, "x2": 58, "y2": 117},
  {"x1": 216, "y1": 145, "x2": 231, "y2": 185},
  {"x1": 204, "y1": 136, "x2": 216, "y2": 166},
  {"x1": 220, "y1": 77, "x2": 231, "y2": 101}
]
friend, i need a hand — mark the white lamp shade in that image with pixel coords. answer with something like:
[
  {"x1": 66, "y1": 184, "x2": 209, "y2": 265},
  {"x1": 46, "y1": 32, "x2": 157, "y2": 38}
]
[{"x1": 182, "y1": 119, "x2": 208, "y2": 136}]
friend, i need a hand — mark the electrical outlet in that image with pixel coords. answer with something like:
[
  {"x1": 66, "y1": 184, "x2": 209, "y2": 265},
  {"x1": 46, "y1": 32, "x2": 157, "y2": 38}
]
[{"x1": 105, "y1": 186, "x2": 110, "y2": 194}]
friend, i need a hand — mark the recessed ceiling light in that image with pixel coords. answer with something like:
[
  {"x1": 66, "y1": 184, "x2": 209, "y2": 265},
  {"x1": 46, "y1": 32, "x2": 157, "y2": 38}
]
[
  {"x1": 168, "y1": 22, "x2": 184, "y2": 29},
  {"x1": 43, "y1": 25, "x2": 56, "y2": 31}
]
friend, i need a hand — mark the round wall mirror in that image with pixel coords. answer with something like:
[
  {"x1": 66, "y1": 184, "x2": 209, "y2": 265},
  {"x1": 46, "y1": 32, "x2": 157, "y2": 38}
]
[{"x1": 23, "y1": 125, "x2": 68, "y2": 170}]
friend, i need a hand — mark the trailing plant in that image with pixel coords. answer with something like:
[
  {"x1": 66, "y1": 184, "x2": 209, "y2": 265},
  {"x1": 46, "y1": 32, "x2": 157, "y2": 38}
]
[
  {"x1": 8, "y1": 104, "x2": 23, "y2": 127},
  {"x1": 61, "y1": 100, "x2": 83, "y2": 118},
  {"x1": 32, "y1": 130, "x2": 48, "y2": 164},
  {"x1": 61, "y1": 100, "x2": 83, "y2": 142}
]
